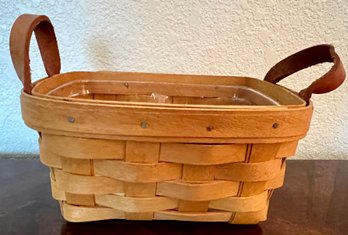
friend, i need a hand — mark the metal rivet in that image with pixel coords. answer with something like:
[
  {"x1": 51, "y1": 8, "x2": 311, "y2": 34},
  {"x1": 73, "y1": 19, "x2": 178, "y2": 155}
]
[
  {"x1": 272, "y1": 123, "x2": 279, "y2": 129},
  {"x1": 124, "y1": 82, "x2": 129, "y2": 88},
  {"x1": 140, "y1": 121, "x2": 148, "y2": 128},
  {"x1": 206, "y1": 125, "x2": 214, "y2": 132},
  {"x1": 68, "y1": 117, "x2": 75, "y2": 123}
]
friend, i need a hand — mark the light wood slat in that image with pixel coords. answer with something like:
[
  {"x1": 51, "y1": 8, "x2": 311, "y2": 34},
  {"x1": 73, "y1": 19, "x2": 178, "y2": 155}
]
[
  {"x1": 61, "y1": 157, "x2": 95, "y2": 206},
  {"x1": 178, "y1": 201, "x2": 210, "y2": 212},
  {"x1": 124, "y1": 141, "x2": 160, "y2": 219},
  {"x1": 50, "y1": 173, "x2": 65, "y2": 201},
  {"x1": 240, "y1": 165, "x2": 285, "y2": 196},
  {"x1": 230, "y1": 204, "x2": 269, "y2": 224},
  {"x1": 156, "y1": 180, "x2": 239, "y2": 201},
  {"x1": 22, "y1": 93, "x2": 313, "y2": 139},
  {"x1": 41, "y1": 134, "x2": 125, "y2": 159},
  {"x1": 154, "y1": 210, "x2": 232, "y2": 222},
  {"x1": 54, "y1": 169, "x2": 123, "y2": 194},
  {"x1": 95, "y1": 194, "x2": 178, "y2": 213},
  {"x1": 61, "y1": 158, "x2": 92, "y2": 175},
  {"x1": 126, "y1": 141, "x2": 160, "y2": 163},
  {"x1": 247, "y1": 143, "x2": 281, "y2": 163},
  {"x1": 65, "y1": 193, "x2": 95, "y2": 206},
  {"x1": 179, "y1": 165, "x2": 215, "y2": 212},
  {"x1": 182, "y1": 165, "x2": 215, "y2": 183},
  {"x1": 160, "y1": 143, "x2": 246, "y2": 165},
  {"x1": 276, "y1": 141, "x2": 298, "y2": 158},
  {"x1": 40, "y1": 144, "x2": 62, "y2": 168},
  {"x1": 265, "y1": 163, "x2": 285, "y2": 189},
  {"x1": 245, "y1": 141, "x2": 298, "y2": 163},
  {"x1": 61, "y1": 202, "x2": 125, "y2": 222},
  {"x1": 94, "y1": 160, "x2": 182, "y2": 183},
  {"x1": 239, "y1": 142, "x2": 279, "y2": 197},
  {"x1": 124, "y1": 183, "x2": 156, "y2": 198},
  {"x1": 209, "y1": 191, "x2": 268, "y2": 212},
  {"x1": 215, "y1": 159, "x2": 283, "y2": 182}
]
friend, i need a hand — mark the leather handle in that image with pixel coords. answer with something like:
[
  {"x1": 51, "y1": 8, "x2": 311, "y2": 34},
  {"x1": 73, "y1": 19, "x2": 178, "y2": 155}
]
[
  {"x1": 10, "y1": 14, "x2": 61, "y2": 94},
  {"x1": 264, "y1": 44, "x2": 345, "y2": 103}
]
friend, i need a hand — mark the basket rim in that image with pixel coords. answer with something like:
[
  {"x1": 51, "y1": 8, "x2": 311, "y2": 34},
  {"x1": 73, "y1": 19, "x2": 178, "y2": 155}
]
[
  {"x1": 21, "y1": 91, "x2": 313, "y2": 141},
  {"x1": 23, "y1": 90, "x2": 311, "y2": 112}
]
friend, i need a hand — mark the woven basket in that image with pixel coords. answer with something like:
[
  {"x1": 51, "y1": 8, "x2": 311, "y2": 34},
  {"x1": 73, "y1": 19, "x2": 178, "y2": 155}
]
[{"x1": 10, "y1": 14, "x2": 345, "y2": 224}]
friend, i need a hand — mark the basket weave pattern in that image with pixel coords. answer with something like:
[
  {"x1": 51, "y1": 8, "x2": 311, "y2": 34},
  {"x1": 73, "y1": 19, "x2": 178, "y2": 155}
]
[{"x1": 40, "y1": 133, "x2": 296, "y2": 224}]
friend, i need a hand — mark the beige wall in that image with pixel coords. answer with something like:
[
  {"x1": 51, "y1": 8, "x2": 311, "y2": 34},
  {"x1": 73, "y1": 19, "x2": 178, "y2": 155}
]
[{"x1": 0, "y1": 1, "x2": 347, "y2": 158}]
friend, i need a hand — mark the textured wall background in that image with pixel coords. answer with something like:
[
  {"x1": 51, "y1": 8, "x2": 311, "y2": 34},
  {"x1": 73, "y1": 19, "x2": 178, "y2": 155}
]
[{"x1": 0, "y1": 0, "x2": 347, "y2": 159}]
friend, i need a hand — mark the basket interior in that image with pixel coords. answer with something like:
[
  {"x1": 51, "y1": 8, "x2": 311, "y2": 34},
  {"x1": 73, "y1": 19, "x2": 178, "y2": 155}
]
[
  {"x1": 32, "y1": 72, "x2": 306, "y2": 107},
  {"x1": 49, "y1": 81, "x2": 280, "y2": 105}
]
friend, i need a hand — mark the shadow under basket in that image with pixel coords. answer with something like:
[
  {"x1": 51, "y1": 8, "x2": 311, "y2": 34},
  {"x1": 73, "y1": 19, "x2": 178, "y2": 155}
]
[{"x1": 10, "y1": 14, "x2": 345, "y2": 224}]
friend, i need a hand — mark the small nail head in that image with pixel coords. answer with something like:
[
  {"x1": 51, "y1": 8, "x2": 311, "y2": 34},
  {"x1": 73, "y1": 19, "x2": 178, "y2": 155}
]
[
  {"x1": 140, "y1": 121, "x2": 148, "y2": 128},
  {"x1": 272, "y1": 123, "x2": 279, "y2": 129},
  {"x1": 206, "y1": 125, "x2": 214, "y2": 132},
  {"x1": 68, "y1": 116, "x2": 75, "y2": 123}
]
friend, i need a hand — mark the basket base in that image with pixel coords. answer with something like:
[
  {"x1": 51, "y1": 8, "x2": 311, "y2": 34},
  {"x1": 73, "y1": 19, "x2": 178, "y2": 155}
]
[{"x1": 59, "y1": 201, "x2": 268, "y2": 224}]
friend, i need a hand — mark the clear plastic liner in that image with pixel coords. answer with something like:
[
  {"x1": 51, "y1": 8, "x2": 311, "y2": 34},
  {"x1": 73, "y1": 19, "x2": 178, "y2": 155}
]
[
  {"x1": 150, "y1": 93, "x2": 170, "y2": 103},
  {"x1": 53, "y1": 81, "x2": 280, "y2": 106}
]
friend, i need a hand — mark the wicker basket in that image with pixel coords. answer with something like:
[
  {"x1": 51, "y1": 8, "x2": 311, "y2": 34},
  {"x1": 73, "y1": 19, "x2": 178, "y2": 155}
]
[{"x1": 10, "y1": 14, "x2": 345, "y2": 224}]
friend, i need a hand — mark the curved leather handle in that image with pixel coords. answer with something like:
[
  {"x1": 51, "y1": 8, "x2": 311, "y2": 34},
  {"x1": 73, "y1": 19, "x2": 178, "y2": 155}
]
[
  {"x1": 264, "y1": 44, "x2": 345, "y2": 103},
  {"x1": 10, "y1": 14, "x2": 61, "y2": 94}
]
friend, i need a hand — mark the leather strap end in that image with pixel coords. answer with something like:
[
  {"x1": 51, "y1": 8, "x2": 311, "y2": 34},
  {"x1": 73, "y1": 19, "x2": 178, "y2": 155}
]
[
  {"x1": 264, "y1": 44, "x2": 345, "y2": 103},
  {"x1": 10, "y1": 14, "x2": 61, "y2": 94}
]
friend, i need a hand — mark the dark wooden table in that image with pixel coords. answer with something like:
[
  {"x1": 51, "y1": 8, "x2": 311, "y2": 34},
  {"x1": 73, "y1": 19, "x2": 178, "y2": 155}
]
[{"x1": 0, "y1": 158, "x2": 347, "y2": 235}]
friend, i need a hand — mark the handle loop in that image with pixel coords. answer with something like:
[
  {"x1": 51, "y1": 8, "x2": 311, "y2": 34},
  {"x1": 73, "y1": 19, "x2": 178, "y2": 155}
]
[
  {"x1": 264, "y1": 44, "x2": 345, "y2": 103},
  {"x1": 10, "y1": 14, "x2": 61, "y2": 94}
]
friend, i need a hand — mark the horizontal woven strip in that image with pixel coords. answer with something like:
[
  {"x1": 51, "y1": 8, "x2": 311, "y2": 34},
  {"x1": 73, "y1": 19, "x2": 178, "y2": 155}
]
[
  {"x1": 94, "y1": 160, "x2": 182, "y2": 183},
  {"x1": 40, "y1": 135, "x2": 298, "y2": 163},
  {"x1": 50, "y1": 164, "x2": 285, "y2": 199},
  {"x1": 156, "y1": 180, "x2": 239, "y2": 201},
  {"x1": 53, "y1": 169, "x2": 124, "y2": 194},
  {"x1": 51, "y1": 174, "x2": 65, "y2": 200},
  {"x1": 40, "y1": 144, "x2": 62, "y2": 168},
  {"x1": 215, "y1": 159, "x2": 283, "y2": 182},
  {"x1": 154, "y1": 210, "x2": 232, "y2": 222},
  {"x1": 42, "y1": 134, "x2": 125, "y2": 159},
  {"x1": 209, "y1": 191, "x2": 268, "y2": 212},
  {"x1": 267, "y1": 165, "x2": 285, "y2": 188},
  {"x1": 160, "y1": 143, "x2": 246, "y2": 165},
  {"x1": 51, "y1": 173, "x2": 285, "y2": 203},
  {"x1": 95, "y1": 194, "x2": 178, "y2": 213},
  {"x1": 60, "y1": 201, "x2": 269, "y2": 223},
  {"x1": 61, "y1": 202, "x2": 125, "y2": 222},
  {"x1": 61, "y1": 202, "x2": 238, "y2": 223},
  {"x1": 43, "y1": 155, "x2": 283, "y2": 184},
  {"x1": 231, "y1": 205, "x2": 269, "y2": 224}
]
